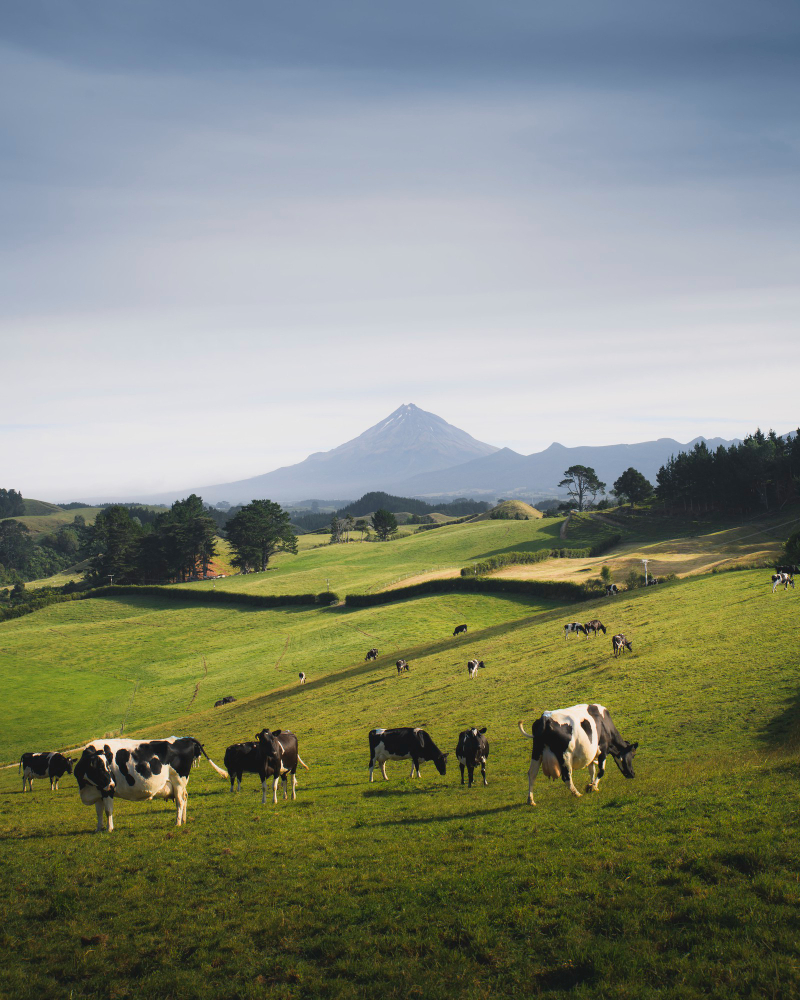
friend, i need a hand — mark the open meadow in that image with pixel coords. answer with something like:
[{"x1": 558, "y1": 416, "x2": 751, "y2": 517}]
[
  {"x1": 1, "y1": 517, "x2": 799, "y2": 999},
  {"x1": 0, "y1": 540, "x2": 800, "y2": 998}
]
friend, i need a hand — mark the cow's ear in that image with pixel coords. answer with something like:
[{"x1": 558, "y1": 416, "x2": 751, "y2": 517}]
[
  {"x1": 442, "y1": 752, "x2": 450, "y2": 759},
  {"x1": 629, "y1": 742, "x2": 639, "y2": 751},
  {"x1": 479, "y1": 727, "x2": 487, "y2": 734}
]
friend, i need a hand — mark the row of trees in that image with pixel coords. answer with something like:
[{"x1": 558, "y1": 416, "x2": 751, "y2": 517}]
[
  {"x1": 655, "y1": 430, "x2": 800, "y2": 513},
  {"x1": 87, "y1": 496, "x2": 299, "y2": 583},
  {"x1": 557, "y1": 465, "x2": 654, "y2": 511},
  {"x1": 0, "y1": 489, "x2": 24, "y2": 517},
  {"x1": 329, "y1": 509, "x2": 398, "y2": 543}
]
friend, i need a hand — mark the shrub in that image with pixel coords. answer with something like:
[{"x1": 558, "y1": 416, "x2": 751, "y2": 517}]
[{"x1": 317, "y1": 591, "x2": 339, "y2": 604}]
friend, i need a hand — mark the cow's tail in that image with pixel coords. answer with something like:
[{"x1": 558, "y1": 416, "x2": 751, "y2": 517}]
[
  {"x1": 297, "y1": 755, "x2": 310, "y2": 771},
  {"x1": 18, "y1": 757, "x2": 23, "y2": 774},
  {"x1": 518, "y1": 721, "x2": 534, "y2": 740},
  {"x1": 199, "y1": 745, "x2": 229, "y2": 780}
]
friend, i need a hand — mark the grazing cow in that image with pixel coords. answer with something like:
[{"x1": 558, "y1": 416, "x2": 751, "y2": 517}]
[
  {"x1": 584, "y1": 619, "x2": 607, "y2": 637},
  {"x1": 564, "y1": 622, "x2": 588, "y2": 639},
  {"x1": 73, "y1": 737, "x2": 228, "y2": 832},
  {"x1": 19, "y1": 752, "x2": 74, "y2": 792},
  {"x1": 612, "y1": 633, "x2": 633, "y2": 657},
  {"x1": 453, "y1": 624, "x2": 468, "y2": 637},
  {"x1": 365, "y1": 648, "x2": 378, "y2": 661},
  {"x1": 396, "y1": 659, "x2": 409, "y2": 674},
  {"x1": 368, "y1": 727, "x2": 449, "y2": 781},
  {"x1": 467, "y1": 659, "x2": 485, "y2": 678},
  {"x1": 225, "y1": 729, "x2": 309, "y2": 804},
  {"x1": 772, "y1": 572, "x2": 795, "y2": 593},
  {"x1": 647, "y1": 577, "x2": 660, "y2": 586},
  {"x1": 518, "y1": 704, "x2": 638, "y2": 805},
  {"x1": 605, "y1": 584, "x2": 619, "y2": 596},
  {"x1": 214, "y1": 696, "x2": 236, "y2": 707},
  {"x1": 455, "y1": 727, "x2": 489, "y2": 787},
  {"x1": 298, "y1": 672, "x2": 306, "y2": 684}
]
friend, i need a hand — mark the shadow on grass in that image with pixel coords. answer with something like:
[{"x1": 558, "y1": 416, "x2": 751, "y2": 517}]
[
  {"x1": 759, "y1": 685, "x2": 800, "y2": 751},
  {"x1": 361, "y1": 801, "x2": 522, "y2": 825}
]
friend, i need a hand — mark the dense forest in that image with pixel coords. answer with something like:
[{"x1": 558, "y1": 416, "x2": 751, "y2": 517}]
[{"x1": 655, "y1": 429, "x2": 800, "y2": 513}]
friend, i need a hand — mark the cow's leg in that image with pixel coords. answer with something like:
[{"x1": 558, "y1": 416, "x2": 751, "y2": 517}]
[
  {"x1": 282, "y1": 775, "x2": 288, "y2": 801},
  {"x1": 527, "y1": 756, "x2": 542, "y2": 806},
  {"x1": 291, "y1": 772, "x2": 297, "y2": 800},
  {"x1": 369, "y1": 759, "x2": 375, "y2": 782},
  {"x1": 560, "y1": 753, "x2": 581, "y2": 797},
  {"x1": 94, "y1": 801, "x2": 105, "y2": 832},
  {"x1": 586, "y1": 761, "x2": 599, "y2": 793},
  {"x1": 380, "y1": 761, "x2": 388, "y2": 781},
  {"x1": 459, "y1": 763, "x2": 465, "y2": 785},
  {"x1": 103, "y1": 796, "x2": 115, "y2": 832},
  {"x1": 467, "y1": 765, "x2": 475, "y2": 788},
  {"x1": 481, "y1": 760, "x2": 487, "y2": 786},
  {"x1": 272, "y1": 776, "x2": 280, "y2": 805},
  {"x1": 261, "y1": 777, "x2": 268, "y2": 805}
]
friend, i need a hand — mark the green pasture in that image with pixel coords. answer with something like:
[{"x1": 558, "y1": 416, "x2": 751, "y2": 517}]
[
  {"x1": 11, "y1": 506, "x2": 102, "y2": 535},
  {"x1": 0, "y1": 568, "x2": 798, "y2": 998},
  {"x1": 178, "y1": 516, "x2": 574, "y2": 597}
]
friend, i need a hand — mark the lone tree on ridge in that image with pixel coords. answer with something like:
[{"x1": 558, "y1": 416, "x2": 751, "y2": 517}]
[{"x1": 558, "y1": 465, "x2": 606, "y2": 511}]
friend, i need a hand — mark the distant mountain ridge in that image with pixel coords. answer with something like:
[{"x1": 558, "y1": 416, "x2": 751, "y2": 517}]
[
  {"x1": 74, "y1": 403, "x2": 743, "y2": 506},
  {"x1": 387, "y1": 436, "x2": 740, "y2": 500}
]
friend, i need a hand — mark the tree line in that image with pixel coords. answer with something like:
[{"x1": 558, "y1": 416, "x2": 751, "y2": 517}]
[
  {"x1": 292, "y1": 492, "x2": 490, "y2": 532},
  {"x1": 654, "y1": 429, "x2": 800, "y2": 513}
]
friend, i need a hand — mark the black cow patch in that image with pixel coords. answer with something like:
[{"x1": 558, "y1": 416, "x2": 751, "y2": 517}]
[
  {"x1": 115, "y1": 748, "x2": 136, "y2": 786},
  {"x1": 580, "y1": 719, "x2": 593, "y2": 740}
]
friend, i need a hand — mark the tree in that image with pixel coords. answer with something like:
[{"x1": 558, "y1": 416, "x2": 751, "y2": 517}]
[
  {"x1": 782, "y1": 530, "x2": 800, "y2": 566},
  {"x1": 0, "y1": 489, "x2": 24, "y2": 517},
  {"x1": 355, "y1": 518, "x2": 370, "y2": 541},
  {"x1": 372, "y1": 509, "x2": 398, "y2": 541},
  {"x1": 226, "y1": 499, "x2": 298, "y2": 572},
  {"x1": 612, "y1": 467, "x2": 653, "y2": 508},
  {"x1": 0, "y1": 519, "x2": 35, "y2": 571},
  {"x1": 329, "y1": 516, "x2": 343, "y2": 545},
  {"x1": 558, "y1": 466, "x2": 606, "y2": 511},
  {"x1": 88, "y1": 506, "x2": 142, "y2": 584}
]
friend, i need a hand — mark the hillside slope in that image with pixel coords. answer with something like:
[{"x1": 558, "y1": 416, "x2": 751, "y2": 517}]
[{"x1": 0, "y1": 570, "x2": 797, "y2": 999}]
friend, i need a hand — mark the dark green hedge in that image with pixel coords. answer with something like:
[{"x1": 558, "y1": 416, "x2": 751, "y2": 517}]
[
  {"x1": 88, "y1": 585, "x2": 318, "y2": 608},
  {"x1": 460, "y1": 535, "x2": 622, "y2": 577},
  {"x1": 346, "y1": 576, "x2": 587, "y2": 607}
]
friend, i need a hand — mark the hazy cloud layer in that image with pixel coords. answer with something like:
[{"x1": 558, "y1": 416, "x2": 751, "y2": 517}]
[{"x1": 2, "y1": 1, "x2": 798, "y2": 498}]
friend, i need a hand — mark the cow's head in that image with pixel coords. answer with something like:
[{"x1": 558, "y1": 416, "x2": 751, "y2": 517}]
[
  {"x1": 74, "y1": 747, "x2": 114, "y2": 795},
  {"x1": 610, "y1": 741, "x2": 638, "y2": 779},
  {"x1": 255, "y1": 729, "x2": 282, "y2": 767},
  {"x1": 434, "y1": 753, "x2": 449, "y2": 776},
  {"x1": 64, "y1": 757, "x2": 75, "y2": 775}
]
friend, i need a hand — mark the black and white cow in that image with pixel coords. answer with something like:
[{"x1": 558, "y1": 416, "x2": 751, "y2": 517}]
[
  {"x1": 518, "y1": 704, "x2": 638, "y2": 805},
  {"x1": 214, "y1": 696, "x2": 236, "y2": 707},
  {"x1": 612, "y1": 633, "x2": 633, "y2": 657},
  {"x1": 467, "y1": 659, "x2": 485, "y2": 678},
  {"x1": 772, "y1": 573, "x2": 795, "y2": 593},
  {"x1": 298, "y1": 672, "x2": 306, "y2": 684},
  {"x1": 453, "y1": 624, "x2": 468, "y2": 637},
  {"x1": 225, "y1": 729, "x2": 308, "y2": 804},
  {"x1": 368, "y1": 727, "x2": 448, "y2": 781},
  {"x1": 647, "y1": 577, "x2": 660, "y2": 586},
  {"x1": 396, "y1": 659, "x2": 409, "y2": 674},
  {"x1": 605, "y1": 584, "x2": 619, "y2": 596},
  {"x1": 584, "y1": 619, "x2": 607, "y2": 637},
  {"x1": 73, "y1": 737, "x2": 228, "y2": 832},
  {"x1": 455, "y1": 728, "x2": 489, "y2": 787},
  {"x1": 564, "y1": 622, "x2": 588, "y2": 639},
  {"x1": 365, "y1": 648, "x2": 378, "y2": 661},
  {"x1": 19, "y1": 752, "x2": 74, "y2": 792}
]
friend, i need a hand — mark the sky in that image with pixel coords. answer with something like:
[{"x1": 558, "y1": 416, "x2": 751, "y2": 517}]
[{"x1": 2, "y1": 0, "x2": 799, "y2": 500}]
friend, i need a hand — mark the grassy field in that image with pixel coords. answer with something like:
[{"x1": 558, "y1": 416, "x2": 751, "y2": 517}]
[
  {"x1": 1, "y1": 565, "x2": 798, "y2": 998},
  {"x1": 11, "y1": 506, "x2": 102, "y2": 536},
  {"x1": 176, "y1": 517, "x2": 574, "y2": 597}
]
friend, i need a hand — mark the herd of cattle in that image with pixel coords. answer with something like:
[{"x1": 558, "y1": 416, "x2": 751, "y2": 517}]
[
  {"x1": 15, "y1": 565, "x2": 791, "y2": 831},
  {"x1": 18, "y1": 700, "x2": 638, "y2": 831}
]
